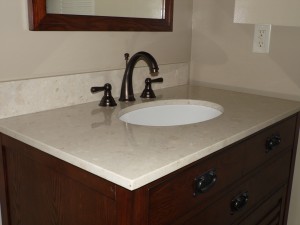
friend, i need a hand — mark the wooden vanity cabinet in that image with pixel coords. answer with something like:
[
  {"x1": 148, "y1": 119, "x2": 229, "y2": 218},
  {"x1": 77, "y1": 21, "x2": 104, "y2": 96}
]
[
  {"x1": 146, "y1": 114, "x2": 299, "y2": 225},
  {"x1": 0, "y1": 113, "x2": 299, "y2": 225}
]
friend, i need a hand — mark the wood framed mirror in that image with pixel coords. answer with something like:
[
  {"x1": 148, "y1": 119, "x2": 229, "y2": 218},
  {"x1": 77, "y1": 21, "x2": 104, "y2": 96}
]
[{"x1": 27, "y1": 0, "x2": 174, "y2": 31}]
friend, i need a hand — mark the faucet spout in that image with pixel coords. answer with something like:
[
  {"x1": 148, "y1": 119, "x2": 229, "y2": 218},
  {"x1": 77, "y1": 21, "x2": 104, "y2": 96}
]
[{"x1": 119, "y1": 51, "x2": 159, "y2": 102}]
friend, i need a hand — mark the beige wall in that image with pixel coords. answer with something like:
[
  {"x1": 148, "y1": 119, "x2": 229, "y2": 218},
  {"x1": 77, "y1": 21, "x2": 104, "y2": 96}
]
[
  {"x1": 191, "y1": 1, "x2": 300, "y2": 225},
  {"x1": 190, "y1": 0, "x2": 300, "y2": 101},
  {"x1": 0, "y1": 0, "x2": 192, "y2": 82}
]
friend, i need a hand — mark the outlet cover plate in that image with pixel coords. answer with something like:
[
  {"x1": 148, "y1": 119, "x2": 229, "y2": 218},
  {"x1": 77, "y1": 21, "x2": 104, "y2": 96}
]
[{"x1": 253, "y1": 24, "x2": 272, "y2": 53}]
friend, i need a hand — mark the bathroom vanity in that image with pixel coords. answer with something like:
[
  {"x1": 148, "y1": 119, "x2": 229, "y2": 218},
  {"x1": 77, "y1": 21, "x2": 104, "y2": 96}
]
[{"x1": 0, "y1": 85, "x2": 299, "y2": 225}]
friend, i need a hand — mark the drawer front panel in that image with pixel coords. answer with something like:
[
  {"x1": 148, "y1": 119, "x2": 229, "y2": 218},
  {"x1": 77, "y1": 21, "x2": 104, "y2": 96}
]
[
  {"x1": 244, "y1": 115, "x2": 296, "y2": 174},
  {"x1": 236, "y1": 186, "x2": 287, "y2": 225},
  {"x1": 148, "y1": 115, "x2": 297, "y2": 225},
  {"x1": 148, "y1": 144, "x2": 244, "y2": 225},
  {"x1": 173, "y1": 150, "x2": 292, "y2": 225}
]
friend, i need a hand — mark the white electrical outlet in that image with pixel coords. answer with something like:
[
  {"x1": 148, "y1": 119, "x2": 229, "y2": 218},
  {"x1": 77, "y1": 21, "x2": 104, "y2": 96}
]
[{"x1": 253, "y1": 24, "x2": 272, "y2": 53}]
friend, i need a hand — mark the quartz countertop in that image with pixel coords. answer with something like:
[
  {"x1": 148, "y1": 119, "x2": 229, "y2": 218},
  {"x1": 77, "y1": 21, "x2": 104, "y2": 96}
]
[{"x1": 0, "y1": 85, "x2": 299, "y2": 190}]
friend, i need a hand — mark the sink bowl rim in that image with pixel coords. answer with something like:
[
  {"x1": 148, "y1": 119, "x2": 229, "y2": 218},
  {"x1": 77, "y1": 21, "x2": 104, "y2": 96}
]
[{"x1": 118, "y1": 99, "x2": 224, "y2": 126}]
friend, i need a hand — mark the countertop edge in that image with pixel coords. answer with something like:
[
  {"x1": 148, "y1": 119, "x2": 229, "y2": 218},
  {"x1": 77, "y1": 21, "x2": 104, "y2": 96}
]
[{"x1": 1, "y1": 109, "x2": 299, "y2": 191}]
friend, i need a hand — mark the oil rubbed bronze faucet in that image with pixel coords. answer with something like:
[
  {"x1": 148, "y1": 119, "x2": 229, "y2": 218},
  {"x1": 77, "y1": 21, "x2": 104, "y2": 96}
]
[{"x1": 119, "y1": 51, "x2": 159, "y2": 102}]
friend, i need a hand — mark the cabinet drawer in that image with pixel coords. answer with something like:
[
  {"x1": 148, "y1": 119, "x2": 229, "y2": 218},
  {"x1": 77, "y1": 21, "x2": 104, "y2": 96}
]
[
  {"x1": 148, "y1": 115, "x2": 297, "y2": 225},
  {"x1": 235, "y1": 186, "x2": 287, "y2": 225},
  {"x1": 148, "y1": 143, "x2": 244, "y2": 225},
  {"x1": 173, "y1": 150, "x2": 292, "y2": 225},
  {"x1": 243, "y1": 115, "x2": 296, "y2": 174}
]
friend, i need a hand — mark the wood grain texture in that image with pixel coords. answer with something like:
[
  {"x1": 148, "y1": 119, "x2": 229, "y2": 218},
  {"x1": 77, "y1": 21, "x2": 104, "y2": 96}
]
[
  {"x1": 283, "y1": 112, "x2": 300, "y2": 225},
  {"x1": 243, "y1": 115, "x2": 297, "y2": 174},
  {"x1": 234, "y1": 186, "x2": 287, "y2": 225},
  {"x1": 0, "y1": 135, "x2": 11, "y2": 225},
  {"x1": 148, "y1": 143, "x2": 244, "y2": 225},
  {"x1": 1, "y1": 134, "x2": 117, "y2": 225},
  {"x1": 170, "y1": 150, "x2": 292, "y2": 225}
]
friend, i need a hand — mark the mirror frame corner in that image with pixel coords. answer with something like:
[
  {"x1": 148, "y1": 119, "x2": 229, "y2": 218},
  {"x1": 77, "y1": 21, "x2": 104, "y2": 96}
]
[{"x1": 27, "y1": 0, "x2": 174, "y2": 31}]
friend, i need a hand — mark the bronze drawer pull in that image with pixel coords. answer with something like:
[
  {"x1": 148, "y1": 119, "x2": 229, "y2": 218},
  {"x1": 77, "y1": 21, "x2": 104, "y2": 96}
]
[
  {"x1": 231, "y1": 192, "x2": 249, "y2": 213},
  {"x1": 265, "y1": 134, "x2": 281, "y2": 152},
  {"x1": 194, "y1": 169, "x2": 217, "y2": 196}
]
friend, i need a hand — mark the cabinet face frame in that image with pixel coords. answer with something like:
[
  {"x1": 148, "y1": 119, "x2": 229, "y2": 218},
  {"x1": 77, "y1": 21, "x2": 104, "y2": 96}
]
[
  {"x1": 27, "y1": 0, "x2": 174, "y2": 31},
  {"x1": 0, "y1": 136, "x2": 10, "y2": 225},
  {"x1": 283, "y1": 112, "x2": 300, "y2": 224}
]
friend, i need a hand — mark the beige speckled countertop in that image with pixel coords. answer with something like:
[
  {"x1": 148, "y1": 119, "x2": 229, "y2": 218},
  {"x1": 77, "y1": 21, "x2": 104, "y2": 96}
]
[{"x1": 0, "y1": 85, "x2": 299, "y2": 190}]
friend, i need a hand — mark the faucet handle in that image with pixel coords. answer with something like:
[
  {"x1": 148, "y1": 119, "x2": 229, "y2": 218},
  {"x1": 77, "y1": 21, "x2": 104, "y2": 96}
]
[
  {"x1": 124, "y1": 53, "x2": 130, "y2": 66},
  {"x1": 91, "y1": 83, "x2": 117, "y2": 107},
  {"x1": 140, "y1": 77, "x2": 163, "y2": 99}
]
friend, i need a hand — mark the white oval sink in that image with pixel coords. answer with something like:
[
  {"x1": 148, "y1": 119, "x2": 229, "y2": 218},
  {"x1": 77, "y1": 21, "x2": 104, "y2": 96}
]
[{"x1": 119, "y1": 100, "x2": 223, "y2": 126}]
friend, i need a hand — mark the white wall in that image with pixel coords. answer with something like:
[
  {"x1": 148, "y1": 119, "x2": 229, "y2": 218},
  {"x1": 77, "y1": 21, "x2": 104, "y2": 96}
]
[
  {"x1": 234, "y1": 0, "x2": 300, "y2": 27},
  {"x1": 0, "y1": 0, "x2": 192, "y2": 82},
  {"x1": 190, "y1": 0, "x2": 300, "y2": 224}
]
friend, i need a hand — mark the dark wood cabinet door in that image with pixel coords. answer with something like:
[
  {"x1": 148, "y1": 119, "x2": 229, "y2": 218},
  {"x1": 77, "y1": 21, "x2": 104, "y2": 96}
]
[{"x1": 1, "y1": 135, "x2": 117, "y2": 225}]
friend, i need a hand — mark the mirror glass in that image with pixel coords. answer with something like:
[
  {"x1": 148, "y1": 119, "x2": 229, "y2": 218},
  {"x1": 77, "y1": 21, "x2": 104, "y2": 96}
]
[{"x1": 46, "y1": 0, "x2": 164, "y2": 19}]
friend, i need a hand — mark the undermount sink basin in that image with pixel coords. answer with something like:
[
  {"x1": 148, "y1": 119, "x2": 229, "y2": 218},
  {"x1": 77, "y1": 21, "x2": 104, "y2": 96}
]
[{"x1": 119, "y1": 100, "x2": 223, "y2": 126}]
